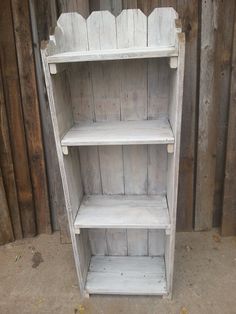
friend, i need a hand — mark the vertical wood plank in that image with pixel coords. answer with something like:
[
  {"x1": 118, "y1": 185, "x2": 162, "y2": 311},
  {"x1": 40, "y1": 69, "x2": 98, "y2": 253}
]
[
  {"x1": 0, "y1": 0, "x2": 36, "y2": 237},
  {"x1": 221, "y1": 5, "x2": 236, "y2": 236},
  {"x1": 87, "y1": 11, "x2": 125, "y2": 253},
  {"x1": 100, "y1": 0, "x2": 122, "y2": 16},
  {"x1": 122, "y1": 0, "x2": 138, "y2": 9},
  {"x1": 57, "y1": 0, "x2": 90, "y2": 17},
  {"x1": 29, "y1": 0, "x2": 71, "y2": 241},
  {"x1": 195, "y1": 0, "x2": 218, "y2": 230},
  {"x1": 0, "y1": 63, "x2": 22, "y2": 239},
  {"x1": 176, "y1": 0, "x2": 198, "y2": 231},
  {"x1": 106, "y1": 229, "x2": 127, "y2": 255},
  {"x1": 213, "y1": 0, "x2": 236, "y2": 227},
  {"x1": 117, "y1": 10, "x2": 148, "y2": 255},
  {"x1": 127, "y1": 229, "x2": 148, "y2": 256},
  {"x1": 149, "y1": 230, "x2": 164, "y2": 256},
  {"x1": 11, "y1": 0, "x2": 51, "y2": 234},
  {"x1": 0, "y1": 167, "x2": 14, "y2": 245}
]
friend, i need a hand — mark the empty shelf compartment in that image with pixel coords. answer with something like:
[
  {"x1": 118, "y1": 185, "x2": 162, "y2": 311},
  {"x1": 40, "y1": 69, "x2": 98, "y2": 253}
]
[
  {"x1": 86, "y1": 256, "x2": 167, "y2": 295},
  {"x1": 61, "y1": 119, "x2": 174, "y2": 146},
  {"x1": 74, "y1": 194, "x2": 170, "y2": 232}
]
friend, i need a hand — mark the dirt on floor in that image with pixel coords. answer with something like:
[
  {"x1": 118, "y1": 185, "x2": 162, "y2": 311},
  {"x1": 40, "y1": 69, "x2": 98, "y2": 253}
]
[{"x1": 0, "y1": 230, "x2": 236, "y2": 314}]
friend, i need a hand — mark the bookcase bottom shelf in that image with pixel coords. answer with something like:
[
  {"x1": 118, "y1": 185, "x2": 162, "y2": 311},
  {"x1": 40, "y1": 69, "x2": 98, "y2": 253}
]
[{"x1": 85, "y1": 256, "x2": 167, "y2": 295}]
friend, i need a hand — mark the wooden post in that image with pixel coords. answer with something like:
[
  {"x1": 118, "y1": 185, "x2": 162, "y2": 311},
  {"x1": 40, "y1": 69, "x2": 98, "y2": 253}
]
[
  {"x1": 221, "y1": 4, "x2": 236, "y2": 236},
  {"x1": 213, "y1": 0, "x2": 236, "y2": 227},
  {"x1": 11, "y1": 0, "x2": 51, "y2": 234},
  {"x1": 195, "y1": 0, "x2": 218, "y2": 231},
  {"x1": 176, "y1": 0, "x2": 199, "y2": 231},
  {"x1": 0, "y1": 63, "x2": 22, "y2": 239},
  {"x1": 0, "y1": 0, "x2": 36, "y2": 237},
  {"x1": 0, "y1": 167, "x2": 14, "y2": 245}
]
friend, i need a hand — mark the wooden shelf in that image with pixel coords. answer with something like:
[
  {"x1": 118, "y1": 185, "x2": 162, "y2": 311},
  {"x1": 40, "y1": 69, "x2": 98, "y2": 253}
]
[
  {"x1": 86, "y1": 256, "x2": 167, "y2": 295},
  {"x1": 74, "y1": 194, "x2": 170, "y2": 232},
  {"x1": 47, "y1": 47, "x2": 178, "y2": 64},
  {"x1": 61, "y1": 119, "x2": 174, "y2": 146}
]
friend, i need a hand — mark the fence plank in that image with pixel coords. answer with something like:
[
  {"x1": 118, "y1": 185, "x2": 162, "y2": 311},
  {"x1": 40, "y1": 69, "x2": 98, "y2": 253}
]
[
  {"x1": 11, "y1": 0, "x2": 51, "y2": 234},
  {"x1": 176, "y1": 0, "x2": 198, "y2": 231},
  {"x1": 221, "y1": 5, "x2": 236, "y2": 236},
  {"x1": 0, "y1": 63, "x2": 22, "y2": 240},
  {"x1": 30, "y1": 0, "x2": 71, "y2": 242},
  {"x1": 195, "y1": 0, "x2": 218, "y2": 230},
  {"x1": 0, "y1": 167, "x2": 14, "y2": 245},
  {"x1": 58, "y1": 0, "x2": 90, "y2": 17},
  {"x1": 0, "y1": 0, "x2": 36, "y2": 237},
  {"x1": 213, "y1": 0, "x2": 236, "y2": 227}
]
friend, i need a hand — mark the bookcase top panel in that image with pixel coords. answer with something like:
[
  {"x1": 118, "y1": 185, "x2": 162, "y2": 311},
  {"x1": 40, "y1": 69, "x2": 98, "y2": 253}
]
[{"x1": 45, "y1": 8, "x2": 181, "y2": 63}]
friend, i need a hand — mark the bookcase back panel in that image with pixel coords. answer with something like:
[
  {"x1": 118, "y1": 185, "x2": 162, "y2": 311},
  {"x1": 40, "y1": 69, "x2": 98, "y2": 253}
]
[
  {"x1": 67, "y1": 56, "x2": 169, "y2": 257},
  {"x1": 88, "y1": 228, "x2": 165, "y2": 257}
]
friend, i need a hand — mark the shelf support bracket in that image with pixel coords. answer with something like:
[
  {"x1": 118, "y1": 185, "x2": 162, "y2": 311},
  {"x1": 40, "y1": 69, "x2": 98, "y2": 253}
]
[
  {"x1": 167, "y1": 144, "x2": 174, "y2": 154},
  {"x1": 165, "y1": 228, "x2": 171, "y2": 236},
  {"x1": 49, "y1": 63, "x2": 67, "y2": 75},
  {"x1": 62, "y1": 146, "x2": 69, "y2": 155},
  {"x1": 169, "y1": 57, "x2": 178, "y2": 69}
]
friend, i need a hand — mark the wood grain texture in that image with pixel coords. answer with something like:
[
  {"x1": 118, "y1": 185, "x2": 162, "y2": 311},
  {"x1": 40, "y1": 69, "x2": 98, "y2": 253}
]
[
  {"x1": 0, "y1": 63, "x2": 22, "y2": 240},
  {"x1": 29, "y1": 0, "x2": 70, "y2": 242},
  {"x1": 0, "y1": 167, "x2": 14, "y2": 245},
  {"x1": 221, "y1": 5, "x2": 236, "y2": 236},
  {"x1": 74, "y1": 194, "x2": 170, "y2": 230},
  {"x1": 11, "y1": 0, "x2": 51, "y2": 234},
  {"x1": 61, "y1": 119, "x2": 174, "y2": 146},
  {"x1": 0, "y1": 0, "x2": 36, "y2": 237},
  {"x1": 176, "y1": 0, "x2": 198, "y2": 231},
  {"x1": 41, "y1": 49, "x2": 88, "y2": 295},
  {"x1": 195, "y1": 0, "x2": 218, "y2": 231},
  {"x1": 86, "y1": 255, "x2": 167, "y2": 295},
  {"x1": 213, "y1": 0, "x2": 236, "y2": 227},
  {"x1": 58, "y1": 0, "x2": 90, "y2": 17}
]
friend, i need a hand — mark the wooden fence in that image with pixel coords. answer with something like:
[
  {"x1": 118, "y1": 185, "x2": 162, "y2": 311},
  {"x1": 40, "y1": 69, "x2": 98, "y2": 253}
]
[{"x1": 0, "y1": 0, "x2": 236, "y2": 245}]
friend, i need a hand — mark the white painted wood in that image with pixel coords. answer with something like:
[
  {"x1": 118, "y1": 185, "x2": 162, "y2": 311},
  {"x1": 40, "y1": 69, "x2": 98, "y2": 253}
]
[
  {"x1": 166, "y1": 33, "x2": 185, "y2": 296},
  {"x1": 148, "y1": 145, "x2": 167, "y2": 195},
  {"x1": 169, "y1": 57, "x2": 178, "y2": 69},
  {"x1": 86, "y1": 256, "x2": 167, "y2": 295},
  {"x1": 116, "y1": 9, "x2": 148, "y2": 256},
  {"x1": 55, "y1": 13, "x2": 88, "y2": 53},
  {"x1": 47, "y1": 46, "x2": 178, "y2": 64},
  {"x1": 99, "y1": 146, "x2": 124, "y2": 194},
  {"x1": 74, "y1": 194, "x2": 170, "y2": 230},
  {"x1": 49, "y1": 63, "x2": 67, "y2": 74},
  {"x1": 88, "y1": 229, "x2": 108, "y2": 255},
  {"x1": 147, "y1": 59, "x2": 170, "y2": 120},
  {"x1": 149, "y1": 230, "x2": 165, "y2": 256},
  {"x1": 68, "y1": 63, "x2": 95, "y2": 123},
  {"x1": 127, "y1": 229, "x2": 148, "y2": 256},
  {"x1": 148, "y1": 8, "x2": 178, "y2": 48},
  {"x1": 42, "y1": 8, "x2": 184, "y2": 297},
  {"x1": 87, "y1": 11, "x2": 117, "y2": 50},
  {"x1": 61, "y1": 119, "x2": 174, "y2": 146},
  {"x1": 167, "y1": 144, "x2": 174, "y2": 154},
  {"x1": 79, "y1": 147, "x2": 102, "y2": 194},
  {"x1": 106, "y1": 229, "x2": 127, "y2": 255},
  {"x1": 62, "y1": 146, "x2": 68, "y2": 155},
  {"x1": 86, "y1": 11, "x2": 125, "y2": 252},
  {"x1": 122, "y1": 145, "x2": 147, "y2": 194},
  {"x1": 41, "y1": 50, "x2": 89, "y2": 296}
]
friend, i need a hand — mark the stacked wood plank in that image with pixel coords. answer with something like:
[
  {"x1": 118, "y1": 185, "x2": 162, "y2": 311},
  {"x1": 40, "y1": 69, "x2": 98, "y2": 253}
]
[{"x1": 0, "y1": 0, "x2": 51, "y2": 244}]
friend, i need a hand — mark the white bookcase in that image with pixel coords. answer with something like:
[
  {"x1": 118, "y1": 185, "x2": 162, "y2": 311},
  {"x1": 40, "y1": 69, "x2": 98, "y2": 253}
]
[{"x1": 41, "y1": 8, "x2": 185, "y2": 298}]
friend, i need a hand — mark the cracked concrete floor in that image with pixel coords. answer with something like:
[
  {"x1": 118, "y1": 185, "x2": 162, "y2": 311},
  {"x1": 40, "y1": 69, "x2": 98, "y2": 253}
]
[{"x1": 0, "y1": 230, "x2": 236, "y2": 314}]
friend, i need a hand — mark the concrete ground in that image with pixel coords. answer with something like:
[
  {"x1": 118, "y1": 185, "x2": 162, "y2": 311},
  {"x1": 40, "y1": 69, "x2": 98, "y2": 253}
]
[{"x1": 0, "y1": 231, "x2": 236, "y2": 314}]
